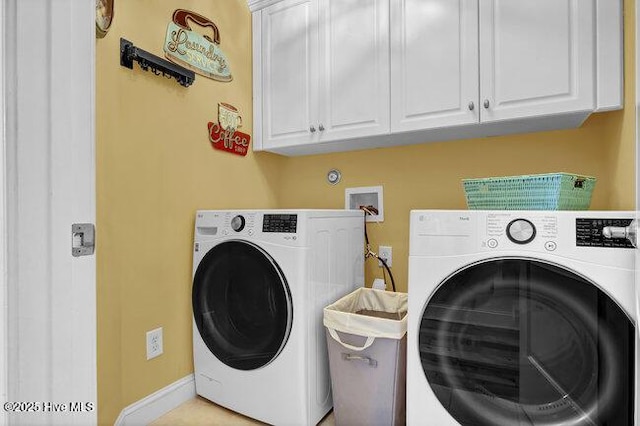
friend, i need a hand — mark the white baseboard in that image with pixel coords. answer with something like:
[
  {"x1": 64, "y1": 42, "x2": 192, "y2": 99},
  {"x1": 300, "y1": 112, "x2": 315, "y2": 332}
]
[{"x1": 115, "y1": 374, "x2": 196, "y2": 426}]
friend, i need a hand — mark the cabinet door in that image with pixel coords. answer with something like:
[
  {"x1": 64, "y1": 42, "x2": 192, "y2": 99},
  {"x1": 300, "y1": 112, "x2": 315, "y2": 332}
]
[
  {"x1": 390, "y1": 0, "x2": 479, "y2": 133},
  {"x1": 318, "y1": 0, "x2": 390, "y2": 141},
  {"x1": 479, "y1": 0, "x2": 595, "y2": 123},
  {"x1": 261, "y1": 0, "x2": 319, "y2": 147}
]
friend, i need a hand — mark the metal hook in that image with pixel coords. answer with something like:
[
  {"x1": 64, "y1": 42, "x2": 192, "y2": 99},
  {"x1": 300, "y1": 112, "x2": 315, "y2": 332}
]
[{"x1": 119, "y1": 38, "x2": 196, "y2": 87}]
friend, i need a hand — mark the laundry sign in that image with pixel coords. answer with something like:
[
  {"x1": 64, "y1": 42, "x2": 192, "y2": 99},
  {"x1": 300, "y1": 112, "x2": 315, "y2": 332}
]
[{"x1": 164, "y1": 9, "x2": 232, "y2": 82}]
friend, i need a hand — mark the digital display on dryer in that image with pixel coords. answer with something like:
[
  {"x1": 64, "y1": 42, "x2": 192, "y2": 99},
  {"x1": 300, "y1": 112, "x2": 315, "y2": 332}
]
[
  {"x1": 263, "y1": 214, "x2": 297, "y2": 233},
  {"x1": 576, "y1": 218, "x2": 635, "y2": 248}
]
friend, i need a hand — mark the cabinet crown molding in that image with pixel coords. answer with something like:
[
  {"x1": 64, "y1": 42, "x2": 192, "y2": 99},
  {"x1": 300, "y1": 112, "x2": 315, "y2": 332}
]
[{"x1": 247, "y1": 0, "x2": 282, "y2": 12}]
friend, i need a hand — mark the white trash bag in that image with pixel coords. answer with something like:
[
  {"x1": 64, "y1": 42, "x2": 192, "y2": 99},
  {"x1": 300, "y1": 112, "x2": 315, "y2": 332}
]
[{"x1": 323, "y1": 287, "x2": 408, "y2": 351}]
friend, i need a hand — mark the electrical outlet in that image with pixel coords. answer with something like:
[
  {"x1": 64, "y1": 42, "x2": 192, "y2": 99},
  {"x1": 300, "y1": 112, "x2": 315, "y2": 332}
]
[
  {"x1": 378, "y1": 245, "x2": 392, "y2": 268},
  {"x1": 146, "y1": 327, "x2": 163, "y2": 360}
]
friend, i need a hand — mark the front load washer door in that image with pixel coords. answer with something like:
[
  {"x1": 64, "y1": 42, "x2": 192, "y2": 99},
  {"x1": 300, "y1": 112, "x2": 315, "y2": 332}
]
[
  {"x1": 418, "y1": 258, "x2": 634, "y2": 426},
  {"x1": 193, "y1": 240, "x2": 293, "y2": 371}
]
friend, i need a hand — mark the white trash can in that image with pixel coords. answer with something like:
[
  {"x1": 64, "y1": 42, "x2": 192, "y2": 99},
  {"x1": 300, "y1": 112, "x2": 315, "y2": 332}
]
[{"x1": 323, "y1": 288, "x2": 408, "y2": 426}]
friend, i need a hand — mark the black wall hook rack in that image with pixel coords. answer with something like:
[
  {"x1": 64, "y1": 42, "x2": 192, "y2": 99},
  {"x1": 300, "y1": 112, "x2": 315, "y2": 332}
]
[{"x1": 120, "y1": 38, "x2": 195, "y2": 87}]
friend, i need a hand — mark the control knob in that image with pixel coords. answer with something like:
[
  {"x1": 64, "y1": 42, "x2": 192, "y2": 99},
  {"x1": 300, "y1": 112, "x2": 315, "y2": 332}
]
[
  {"x1": 231, "y1": 215, "x2": 246, "y2": 232},
  {"x1": 506, "y1": 218, "x2": 536, "y2": 244}
]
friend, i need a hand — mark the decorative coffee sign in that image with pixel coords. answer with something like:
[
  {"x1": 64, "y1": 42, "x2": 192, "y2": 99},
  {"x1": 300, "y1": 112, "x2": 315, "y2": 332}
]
[
  {"x1": 208, "y1": 103, "x2": 250, "y2": 156},
  {"x1": 164, "y1": 9, "x2": 232, "y2": 82}
]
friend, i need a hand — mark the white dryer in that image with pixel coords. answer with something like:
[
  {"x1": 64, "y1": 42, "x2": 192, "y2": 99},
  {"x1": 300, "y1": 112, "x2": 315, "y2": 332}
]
[
  {"x1": 192, "y1": 210, "x2": 364, "y2": 425},
  {"x1": 407, "y1": 210, "x2": 636, "y2": 426}
]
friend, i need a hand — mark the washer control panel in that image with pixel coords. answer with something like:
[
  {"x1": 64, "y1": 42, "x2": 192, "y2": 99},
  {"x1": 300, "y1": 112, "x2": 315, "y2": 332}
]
[
  {"x1": 195, "y1": 211, "x2": 306, "y2": 248},
  {"x1": 576, "y1": 218, "x2": 635, "y2": 248},
  {"x1": 263, "y1": 214, "x2": 298, "y2": 233}
]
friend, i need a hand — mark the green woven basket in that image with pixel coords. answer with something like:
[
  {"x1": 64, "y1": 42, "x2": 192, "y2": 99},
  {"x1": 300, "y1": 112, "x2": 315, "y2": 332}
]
[{"x1": 462, "y1": 173, "x2": 596, "y2": 210}]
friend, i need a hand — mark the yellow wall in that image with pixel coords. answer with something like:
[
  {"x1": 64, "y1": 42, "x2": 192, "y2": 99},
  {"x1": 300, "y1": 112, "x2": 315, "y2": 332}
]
[
  {"x1": 278, "y1": 0, "x2": 636, "y2": 293},
  {"x1": 603, "y1": 0, "x2": 637, "y2": 210},
  {"x1": 96, "y1": 1, "x2": 283, "y2": 423},
  {"x1": 96, "y1": 0, "x2": 635, "y2": 424}
]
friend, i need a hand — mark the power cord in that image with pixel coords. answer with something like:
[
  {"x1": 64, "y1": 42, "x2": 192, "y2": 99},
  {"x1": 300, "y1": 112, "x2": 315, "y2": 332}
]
[{"x1": 360, "y1": 206, "x2": 396, "y2": 292}]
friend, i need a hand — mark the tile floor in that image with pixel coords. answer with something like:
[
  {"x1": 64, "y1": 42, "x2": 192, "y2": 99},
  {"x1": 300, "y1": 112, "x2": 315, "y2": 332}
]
[{"x1": 150, "y1": 397, "x2": 335, "y2": 426}]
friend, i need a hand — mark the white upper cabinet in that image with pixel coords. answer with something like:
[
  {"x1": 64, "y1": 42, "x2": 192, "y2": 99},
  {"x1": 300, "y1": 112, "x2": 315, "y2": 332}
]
[
  {"x1": 391, "y1": 0, "x2": 595, "y2": 132},
  {"x1": 256, "y1": 0, "x2": 389, "y2": 152},
  {"x1": 260, "y1": 0, "x2": 318, "y2": 146},
  {"x1": 250, "y1": 0, "x2": 621, "y2": 156},
  {"x1": 391, "y1": 0, "x2": 479, "y2": 132},
  {"x1": 319, "y1": 0, "x2": 390, "y2": 141},
  {"x1": 479, "y1": 0, "x2": 595, "y2": 123}
]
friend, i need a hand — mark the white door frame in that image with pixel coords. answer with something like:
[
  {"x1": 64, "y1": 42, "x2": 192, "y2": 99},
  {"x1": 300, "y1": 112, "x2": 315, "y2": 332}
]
[
  {"x1": 636, "y1": 2, "x2": 639, "y2": 424},
  {"x1": 637, "y1": 0, "x2": 640, "y2": 212},
  {"x1": 0, "y1": 0, "x2": 8, "y2": 422},
  {"x1": 2, "y1": 1, "x2": 96, "y2": 424},
  {"x1": 635, "y1": 0, "x2": 640, "y2": 424}
]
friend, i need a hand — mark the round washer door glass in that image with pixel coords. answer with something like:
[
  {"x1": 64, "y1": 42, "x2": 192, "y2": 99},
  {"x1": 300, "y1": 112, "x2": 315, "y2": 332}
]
[
  {"x1": 419, "y1": 258, "x2": 634, "y2": 426},
  {"x1": 193, "y1": 240, "x2": 293, "y2": 371}
]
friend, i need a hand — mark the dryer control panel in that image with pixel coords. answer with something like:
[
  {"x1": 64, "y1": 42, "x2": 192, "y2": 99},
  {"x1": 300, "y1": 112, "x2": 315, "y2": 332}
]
[
  {"x1": 576, "y1": 218, "x2": 635, "y2": 248},
  {"x1": 410, "y1": 210, "x2": 636, "y2": 270}
]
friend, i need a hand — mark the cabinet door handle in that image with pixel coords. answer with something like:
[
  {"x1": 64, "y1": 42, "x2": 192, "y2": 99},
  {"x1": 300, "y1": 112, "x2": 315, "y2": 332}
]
[
  {"x1": 319, "y1": 124, "x2": 325, "y2": 131},
  {"x1": 483, "y1": 99, "x2": 490, "y2": 109},
  {"x1": 468, "y1": 101, "x2": 475, "y2": 111},
  {"x1": 310, "y1": 125, "x2": 316, "y2": 133}
]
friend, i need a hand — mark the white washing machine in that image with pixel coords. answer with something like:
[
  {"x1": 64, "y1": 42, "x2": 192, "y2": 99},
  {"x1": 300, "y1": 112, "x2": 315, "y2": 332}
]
[
  {"x1": 192, "y1": 210, "x2": 364, "y2": 425},
  {"x1": 407, "y1": 210, "x2": 636, "y2": 426}
]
